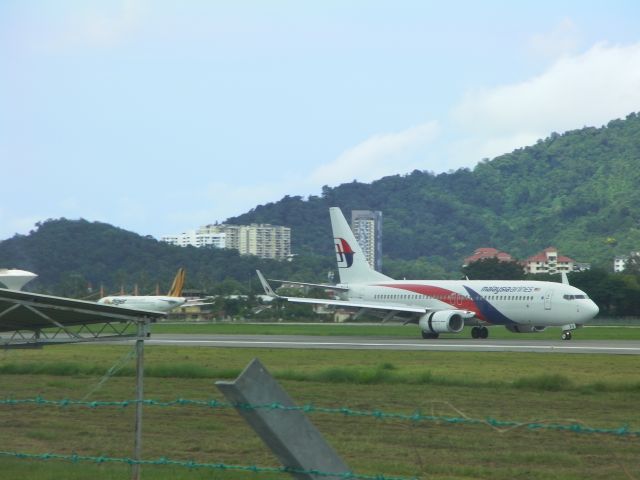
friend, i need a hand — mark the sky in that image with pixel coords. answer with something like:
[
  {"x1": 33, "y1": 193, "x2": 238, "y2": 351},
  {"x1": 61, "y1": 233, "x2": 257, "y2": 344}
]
[{"x1": 2, "y1": 1, "x2": 640, "y2": 241}]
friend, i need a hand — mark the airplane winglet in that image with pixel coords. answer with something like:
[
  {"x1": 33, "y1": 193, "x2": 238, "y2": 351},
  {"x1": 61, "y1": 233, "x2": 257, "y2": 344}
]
[
  {"x1": 561, "y1": 272, "x2": 569, "y2": 285},
  {"x1": 256, "y1": 270, "x2": 279, "y2": 298}
]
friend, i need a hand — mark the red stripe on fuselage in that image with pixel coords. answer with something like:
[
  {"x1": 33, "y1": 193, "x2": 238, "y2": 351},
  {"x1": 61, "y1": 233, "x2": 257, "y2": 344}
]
[{"x1": 376, "y1": 283, "x2": 486, "y2": 321}]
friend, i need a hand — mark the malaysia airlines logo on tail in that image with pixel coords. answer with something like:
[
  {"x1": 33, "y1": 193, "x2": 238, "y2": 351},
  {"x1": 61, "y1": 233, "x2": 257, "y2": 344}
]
[{"x1": 335, "y1": 237, "x2": 355, "y2": 268}]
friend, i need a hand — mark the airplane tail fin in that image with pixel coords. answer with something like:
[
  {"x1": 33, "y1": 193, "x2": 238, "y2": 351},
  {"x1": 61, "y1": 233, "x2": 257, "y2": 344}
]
[
  {"x1": 329, "y1": 207, "x2": 391, "y2": 284},
  {"x1": 167, "y1": 268, "x2": 186, "y2": 297}
]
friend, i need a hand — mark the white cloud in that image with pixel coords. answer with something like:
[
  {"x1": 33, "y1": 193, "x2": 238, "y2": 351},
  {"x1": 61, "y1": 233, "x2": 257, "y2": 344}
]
[
  {"x1": 309, "y1": 122, "x2": 440, "y2": 186},
  {"x1": 76, "y1": 0, "x2": 142, "y2": 48},
  {"x1": 27, "y1": 0, "x2": 145, "y2": 52},
  {"x1": 528, "y1": 18, "x2": 582, "y2": 60},
  {"x1": 160, "y1": 181, "x2": 300, "y2": 234},
  {"x1": 451, "y1": 42, "x2": 640, "y2": 164}
]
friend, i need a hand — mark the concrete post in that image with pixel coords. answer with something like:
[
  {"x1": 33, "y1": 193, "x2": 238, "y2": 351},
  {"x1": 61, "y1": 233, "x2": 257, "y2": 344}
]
[{"x1": 216, "y1": 358, "x2": 351, "y2": 480}]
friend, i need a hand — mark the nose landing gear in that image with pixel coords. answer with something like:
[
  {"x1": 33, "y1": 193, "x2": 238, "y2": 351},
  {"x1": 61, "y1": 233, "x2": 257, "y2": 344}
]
[{"x1": 561, "y1": 323, "x2": 577, "y2": 340}]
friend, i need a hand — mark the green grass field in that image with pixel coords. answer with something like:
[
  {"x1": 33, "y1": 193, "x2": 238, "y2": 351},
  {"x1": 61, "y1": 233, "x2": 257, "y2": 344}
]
[
  {"x1": 151, "y1": 320, "x2": 640, "y2": 340},
  {"x1": 1, "y1": 342, "x2": 639, "y2": 479}
]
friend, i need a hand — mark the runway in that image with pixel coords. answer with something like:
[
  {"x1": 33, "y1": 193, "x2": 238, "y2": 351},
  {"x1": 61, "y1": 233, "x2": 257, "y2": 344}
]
[{"x1": 146, "y1": 334, "x2": 640, "y2": 355}]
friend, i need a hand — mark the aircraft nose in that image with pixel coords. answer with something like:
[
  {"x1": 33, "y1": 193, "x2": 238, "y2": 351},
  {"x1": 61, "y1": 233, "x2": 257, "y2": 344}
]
[{"x1": 584, "y1": 300, "x2": 599, "y2": 320}]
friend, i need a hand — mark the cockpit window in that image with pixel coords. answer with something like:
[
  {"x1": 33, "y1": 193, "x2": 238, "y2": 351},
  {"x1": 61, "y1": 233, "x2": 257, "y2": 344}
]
[{"x1": 563, "y1": 294, "x2": 587, "y2": 300}]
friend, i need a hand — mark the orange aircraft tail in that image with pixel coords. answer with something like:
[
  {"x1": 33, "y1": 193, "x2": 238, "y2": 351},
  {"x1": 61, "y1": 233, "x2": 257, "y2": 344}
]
[{"x1": 167, "y1": 268, "x2": 186, "y2": 297}]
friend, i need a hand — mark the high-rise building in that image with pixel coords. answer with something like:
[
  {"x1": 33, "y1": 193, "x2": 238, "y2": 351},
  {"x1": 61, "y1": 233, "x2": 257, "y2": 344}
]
[
  {"x1": 237, "y1": 224, "x2": 291, "y2": 260},
  {"x1": 160, "y1": 230, "x2": 226, "y2": 249},
  {"x1": 351, "y1": 210, "x2": 382, "y2": 271},
  {"x1": 167, "y1": 223, "x2": 291, "y2": 260}
]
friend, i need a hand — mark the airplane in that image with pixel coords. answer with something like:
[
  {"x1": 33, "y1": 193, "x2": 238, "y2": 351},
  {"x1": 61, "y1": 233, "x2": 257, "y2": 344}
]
[
  {"x1": 97, "y1": 268, "x2": 188, "y2": 313},
  {"x1": 257, "y1": 207, "x2": 599, "y2": 340}
]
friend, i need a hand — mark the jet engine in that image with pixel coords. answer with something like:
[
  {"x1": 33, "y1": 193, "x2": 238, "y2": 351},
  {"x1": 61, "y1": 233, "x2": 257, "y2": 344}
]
[
  {"x1": 505, "y1": 325, "x2": 546, "y2": 334},
  {"x1": 419, "y1": 310, "x2": 465, "y2": 334}
]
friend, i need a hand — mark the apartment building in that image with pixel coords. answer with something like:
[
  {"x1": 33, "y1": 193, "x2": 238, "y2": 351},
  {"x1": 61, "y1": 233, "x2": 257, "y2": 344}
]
[
  {"x1": 160, "y1": 230, "x2": 226, "y2": 249},
  {"x1": 237, "y1": 224, "x2": 291, "y2": 260},
  {"x1": 614, "y1": 252, "x2": 640, "y2": 272},
  {"x1": 351, "y1": 210, "x2": 382, "y2": 272},
  {"x1": 522, "y1": 247, "x2": 575, "y2": 274},
  {"x1": 164, "y1": 223, "x2": 291, "y2": 260},
  {"x1": 464, "y1": 246, "x2": 590, "y2": 274}
]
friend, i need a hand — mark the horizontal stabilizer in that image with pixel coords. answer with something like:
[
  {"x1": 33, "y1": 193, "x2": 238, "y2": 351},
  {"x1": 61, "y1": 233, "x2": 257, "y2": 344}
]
[{"x1": 266, "y1": 278, "x2": 349, "y2": 292}]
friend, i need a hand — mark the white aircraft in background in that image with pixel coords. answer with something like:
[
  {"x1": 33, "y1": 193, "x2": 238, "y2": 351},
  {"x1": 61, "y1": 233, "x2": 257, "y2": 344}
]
[
  {"x1": 257, "y1": 207, "x2": 599, "y2": 340},
  {"x1": 98, "y1": 268, "x2": 188, "y2": 313}
]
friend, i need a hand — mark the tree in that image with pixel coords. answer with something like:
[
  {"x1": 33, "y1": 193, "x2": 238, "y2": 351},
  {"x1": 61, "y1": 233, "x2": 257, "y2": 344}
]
[
  {"x1": 623, "y1": 253, "x2": 640, "y2": 276},
  {"x1": 462, "y1": 258, "x2": 525, "y2": 280}
]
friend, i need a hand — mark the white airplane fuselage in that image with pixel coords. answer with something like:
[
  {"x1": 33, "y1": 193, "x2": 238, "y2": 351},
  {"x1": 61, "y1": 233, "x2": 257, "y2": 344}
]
[
  {"x1": 97, "y1": 295, "x2": 186, "y2": 313},
  {"x1": 343, "y1": 279, "x2": 598, "y2": 328},
  {"x1": 257, "y1": 207, "x2": 600, "y2": 340}
]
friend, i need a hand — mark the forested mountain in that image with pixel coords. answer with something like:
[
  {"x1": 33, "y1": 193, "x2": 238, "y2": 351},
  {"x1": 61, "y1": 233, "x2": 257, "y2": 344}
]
[
  {"x1": 1, "y1": 112, "x2": 640, "y2": 297},
  {"x1": 230, "y1": 112, "x2": 640, "y2": 271},
  {"x1": 0, "y1": 219, "x2": 332, "y2": 297}
]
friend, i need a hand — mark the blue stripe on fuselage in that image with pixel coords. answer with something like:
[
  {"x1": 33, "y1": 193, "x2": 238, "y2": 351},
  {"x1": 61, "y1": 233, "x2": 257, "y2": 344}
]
[{"x1": 463, "y1": 286, "x2": 516, "y2": 326}]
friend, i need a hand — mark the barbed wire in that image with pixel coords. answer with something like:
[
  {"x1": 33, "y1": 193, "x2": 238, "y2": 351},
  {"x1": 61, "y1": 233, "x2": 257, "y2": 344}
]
[
  {"x1": 0, "y1": 450, "x2": 416, "y2": 480},
  {"x1": 2, "y1": 396, "x2": 638, "y2": 437},
  {"x1": 81, "y1": 345, "x2": 137, "y2": 401}
]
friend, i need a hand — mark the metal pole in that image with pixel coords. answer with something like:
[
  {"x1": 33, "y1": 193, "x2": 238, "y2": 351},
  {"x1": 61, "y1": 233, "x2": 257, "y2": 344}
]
[
  {"x1": 131, "y1": 319, "x2": 146, "y2": 480},
  {"x1": 216, "y1": 358, "x2": 351, "y2": 480}
]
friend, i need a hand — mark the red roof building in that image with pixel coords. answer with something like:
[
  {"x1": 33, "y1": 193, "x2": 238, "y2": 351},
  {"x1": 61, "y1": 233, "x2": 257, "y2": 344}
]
[
  {"x1": 463, "y1": 247, "x2": 514, "y2": 267},
  {"x1": 523, "y1": 247, "x2": 575, "y2": 274}
]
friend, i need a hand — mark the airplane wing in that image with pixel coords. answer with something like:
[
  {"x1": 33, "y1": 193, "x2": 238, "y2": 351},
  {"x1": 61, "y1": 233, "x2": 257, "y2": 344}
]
[
  {"x1": 257, "y1": 270, "x2": 427, "y2": 314},
  {"x1": 284, "y1": 295, "x2": 428, "y2": 313},
  {"x1": 0, "y1": 287, "x2": 166, "y2": 347},
  {"x1": 266, "y1": 278, "x2": 350, "y2": 292},
  {"x1": 182, "y1": 299, "x2": 214, "y2": 307},
  {"x1": 256, "y1": 270, "x2": 350, "y2": 294}
]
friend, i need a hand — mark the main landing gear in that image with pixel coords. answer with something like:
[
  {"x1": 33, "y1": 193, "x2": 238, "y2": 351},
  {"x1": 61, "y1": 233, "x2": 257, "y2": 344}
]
[
  {"x1": 421, "y1": 331, "x2": 439, "y2": 339},
  {"x1": 471, "y1": 326, "x2": 489, "y2": 339},
  {"x1": 561, "y1": 330, "x2": 572, "y2": 341}
]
